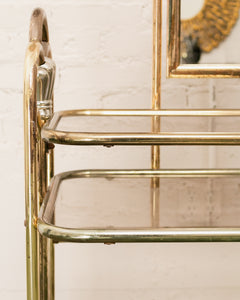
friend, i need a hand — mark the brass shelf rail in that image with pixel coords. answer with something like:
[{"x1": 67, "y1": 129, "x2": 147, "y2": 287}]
[
  {"x1": 42, "y1": 109, "x2": 240, "y2": 146},
  {"x1": 23, "y1": 2, "x2": 240, "y2": 300},
  {"x1": 38, "y1": 169, "x2": 240, "y2": 243}
]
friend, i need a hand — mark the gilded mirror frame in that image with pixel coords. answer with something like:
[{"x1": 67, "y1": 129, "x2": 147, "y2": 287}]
[{"x1": 167, "y1": 0, "x2": 240, "y2": 78}]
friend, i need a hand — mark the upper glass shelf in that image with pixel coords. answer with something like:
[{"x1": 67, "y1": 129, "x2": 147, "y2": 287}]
[
  {"x1": 38, "y1": 169, "x2": 240, "y2": 243},
  {"x1": 41, "y1": 109, "x2": 240, "y2": 146}
]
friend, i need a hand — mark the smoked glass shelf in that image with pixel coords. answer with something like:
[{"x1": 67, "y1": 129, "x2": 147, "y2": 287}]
[
  {"x1": 38, "y1": 169, "x2": 240, "y2": 243},
  {"x1": 41, "y1": 109, "x2": 240, "y2": 146},
  {"x1": 24, "y1": 6, "x2": 240, "y2": 299}
]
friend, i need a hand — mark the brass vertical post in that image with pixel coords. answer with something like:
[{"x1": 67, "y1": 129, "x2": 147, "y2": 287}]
[
  {"x1": 24, "y1": 43, "x2": 43, "y2": 300},
  {"x1": 25, "y1": 8, "x2": 55, "y2": 300},
  {"x1": 37, "y1": 58, "x2": 55, "y2": 300},
  {"x1": 151, "y1": 0, "x2": 162, "y2": 227},
  {"x1": 38, "y1": 136, "x2": 55, "y2": 300}
]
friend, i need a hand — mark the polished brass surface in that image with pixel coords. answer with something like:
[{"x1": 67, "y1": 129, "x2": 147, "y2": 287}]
[
  {"x1": 24, "y1": 3, "x2": 240, "y2": 300},
  {"x1": 44, "y1": 108, "x2": 240, "y2": 117},
  {"x1": 168, "y1": 0, "x2": 240, "y2": 77},
  {"x1": 37, "y1": 58, "x2": 56, "y2": 121},
  {"x1": 38, "y1": 169, "x2": 240, "y2": 243},
  {"x1": 170, "y1": 64, "x2": 240, "y2": 78},
  {"x1": 38, "y1": 224, "x2": 240, "y2": 243},
  {"x1": 41, "y1": 109, "x2": 240, "y2": 146},
  {"x1": 24, "y1": 8, "x2": 55, "y2": 300},
  {"x1": 24, "y1": 40, "x2": 43, "y2": 300},
  {"x1": 30, "y1": 8, "x2": 51, "y2": 57},
  {"x1": 151, "y1": 0, "x2": 161, "y2": 227},
  {"x1": 37, "y1": 62, "x2": 55, "y2": 300}
]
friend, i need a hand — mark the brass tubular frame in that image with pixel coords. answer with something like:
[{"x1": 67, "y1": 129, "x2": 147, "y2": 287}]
[
  {"x1": 24, "y1": 8, "x2": 54, "y2": 300},
  {"x1": 37, "y1": 62, "x2": 55, "y2": 299},
  {"x1": 41, "y1": 109, "x2": 240, "y2": 146},
  {"x1": 151, "y1": 0, "x2": 161, "y2": 227},
  {"x1": 44, "y1": 108, "x2": 240, "y2": 117},
  {"x1": 24, "y1": 2, "x2": 240, "y2": 299},
  {"x1": 167, "y1": 0, "x2": 240, "y2": 78},
  {"x1": 43, "y1": 131, "x2": 240, "y2": 146},
  {"x1": 38, "y1": 169, "x2": 240, "y2": 243},
  {"x1": 24, "y1": 40, "x2": 43, "y2": 300}
]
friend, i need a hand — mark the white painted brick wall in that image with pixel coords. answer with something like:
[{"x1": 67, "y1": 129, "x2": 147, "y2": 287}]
[{"x1": 2, "y1": 0, "x2": 240, "y2": 299}]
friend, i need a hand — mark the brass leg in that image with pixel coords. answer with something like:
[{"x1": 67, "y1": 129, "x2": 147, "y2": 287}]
[
  {"x1": 24, "y1": 49, "x2": 40, "y2": 298},
  {"x1": 38, "y1": 112, "x2": 55, "y2": 300},
  {"x1": 25, "y1": 8, "x2": 55, "y2": 299},
  {"x1": 39, "y1": 236, "x2": 54, "y2": 300},
  {"x1": 46, "y1": 146, "x2": 55, "y2": 300},
  {"x1": 26, "y1": 223, "x2": 40, "y2": 300}
]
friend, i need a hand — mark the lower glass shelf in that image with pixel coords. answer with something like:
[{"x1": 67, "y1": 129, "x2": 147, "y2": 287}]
[{"x1": 38, "y1": 169, "x2": 240, "y2": 243}]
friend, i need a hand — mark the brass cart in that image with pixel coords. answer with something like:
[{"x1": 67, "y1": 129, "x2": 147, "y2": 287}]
[{"x1": 24, "y1": 1, "x2": 240, "y2": 299}]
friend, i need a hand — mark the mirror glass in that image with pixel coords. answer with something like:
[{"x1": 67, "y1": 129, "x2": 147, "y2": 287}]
[
  {"x1": 181, "y1": 0, "x2": 240, "y2": 64},
  {"x1": 181, "y1": 0, "x2": 204, "y2": 20}
]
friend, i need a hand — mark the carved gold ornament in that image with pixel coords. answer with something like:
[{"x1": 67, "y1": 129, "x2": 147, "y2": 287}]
[{"x1": 181, "y1": 0, "x2": 240, "y2": 63}]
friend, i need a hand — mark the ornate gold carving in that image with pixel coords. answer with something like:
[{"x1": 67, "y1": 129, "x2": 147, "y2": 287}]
[{"x1": 181, "y1": 0, "x2": 240, "y2": 53}]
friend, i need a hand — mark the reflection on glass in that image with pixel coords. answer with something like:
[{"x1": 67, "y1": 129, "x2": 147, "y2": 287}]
[
  {"x1": 56, "y1": 115, "x2": 240, "y2": 133},
  {"x1": 181, "y1": 0, "x2": 240, "y2": 64},
  {"x1": 55, "y1": 176, "x2": 240, "y2": 229}
]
